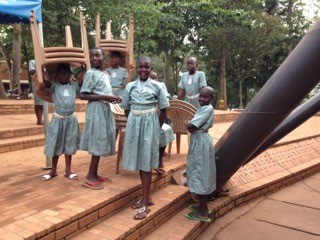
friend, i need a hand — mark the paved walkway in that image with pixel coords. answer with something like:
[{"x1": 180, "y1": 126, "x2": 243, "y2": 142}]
[{"x1": 200, "y1": 172, "x2": 320, "y2": 240}]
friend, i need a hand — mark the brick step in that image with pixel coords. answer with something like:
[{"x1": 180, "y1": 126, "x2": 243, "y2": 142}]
[
  {"x1": 0, "y1": 99, "x2": 87, "y2": 115},
  {"x1": 0, "y1": 122, "x2": 85, "y2": 140},
  {"x1": 0, "y1": 112, "x2": 86, "y2": 140},
  {"x1": 0, "y1": 133, "x2": 45, "y2": 153},
  {"x1": 72, "y1": 184, "x2": 191, "y2": 240}
]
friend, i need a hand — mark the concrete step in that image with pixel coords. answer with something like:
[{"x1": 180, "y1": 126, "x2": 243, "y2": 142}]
[{"x1": 72, "y1": 184, "x2": 191, "y2": 240}]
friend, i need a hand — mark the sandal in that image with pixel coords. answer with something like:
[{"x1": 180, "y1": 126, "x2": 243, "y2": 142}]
[
  {"x1": 188, "y1": 204, "x2": 212, "y2": 215},
  {"x1": 185, "y1": 211, "x2": 212, "y2": 223},
  {"x1": 98, "y1": 176, "x2": 111, "y2": 183},
  {"x1": 64, "y1": 172, "x2": 78, "y2": 180},
  {"x1": 134, "y1": 206, "x2": 151, "y2": 220},
  {"x1": 41, "y1": 173, "x2": 58, "y2": 181},
  {"x1": 131, "y1": 198, "x2": 155, "y2": 209},
  {"x1": 82, "y1": 180, "x2": 103, "y2": 190}
]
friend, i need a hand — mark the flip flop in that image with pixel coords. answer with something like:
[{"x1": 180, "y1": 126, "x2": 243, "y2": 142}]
[
  {"x1": 188, "y1": 204, "x2": 212, "y2": 215},
  {"x1": 64, "y1": 172, "x2": 78, "y2": 180},
  {"x1": 98, "y1": 176, "x2": 111, "y2": 183},
  {"x1": 185, "y1": 211, "x2": 212, "y2": 223},
  {"x1": 133, "y1": 206, "x2": 151, "y2": 220},
  {"x1": 131, "y1": 198, "x2": 155, "y2": 209},
  {"x1": 82, "y1": 180, "x2": 103, "y2": 190},
  {"x1": 154, "y1": 168, "x2": 167, "y2": 176},
  {"x1": 41, "y1": 173, "x2": 58, "y2": 181}
]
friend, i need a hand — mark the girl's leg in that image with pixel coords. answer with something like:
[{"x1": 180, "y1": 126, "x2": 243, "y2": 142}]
[
  {"x1": 64, "y1": 154, "x2": 72, "y2": 176},
  {"x1": 42, "y1": 156, "x2": 58, "y2": 180},
  {"x1": 64, "y1": 154, "x2": 78, "y2": 180},
  {"x1": 35, "y1": 105, "x2": 43, "y2": 125},
  {"x1": 158, "y1": 146, "x2": 166, "y2": 168},
  {"x1": 49, "y1": 156, "x2": 59, "y2": 176},
  {"x1": 134, "y1": 170, "x2": 152, "y2": 219},
  {"x1": 86, "y1": 155, "x2": 100, "y2": 182},
  {"x1": 198, "y1": 194, "x2": 209, "y2": 217}
]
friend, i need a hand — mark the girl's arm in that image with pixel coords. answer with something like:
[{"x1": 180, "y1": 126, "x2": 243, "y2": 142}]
[
  {"x1": 41, "y1": 67, "x2": 52, "y2": 89},
  {"x1": 159, "y1": 108, "x2": 167, "y2": 127},
  {"x1": 76, "y1": 65, "x2": 86, "y2": 87},
  {"x1": 186, "y1": 121, "x2": 198, "y2": 133},
  {"x1": 124, "y1": 109, "x2": 130, "y2": 118},
  {"x1": 80, "y1": 92, "x2": 122, "y2": 103}
]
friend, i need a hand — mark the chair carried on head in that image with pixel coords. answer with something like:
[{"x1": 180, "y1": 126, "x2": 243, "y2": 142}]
[
  {"x1": 167, "y1": 99, "x2": 197, "y2": 156},
  {"x1": 95, "y1": 13, "x2": 134, "y2": 72},
  {"x1": 30, "y1": 10, "x2": 91, "y2": 102}
]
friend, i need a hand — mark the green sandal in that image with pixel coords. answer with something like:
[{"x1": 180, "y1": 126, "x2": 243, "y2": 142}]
[
  {"x1": 185, "y1": 211, "x2": 212, "y2": 223},
  {"x1": 188, "y1": 204, "x2": 212, "y2": 215}
]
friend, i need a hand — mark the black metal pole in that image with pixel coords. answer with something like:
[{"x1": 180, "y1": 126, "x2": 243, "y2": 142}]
[
  {"x1": 244, "y1": 91, "x2": 320, "y2": 164},
  {"x1": 215, "y1": 20, "x2": 320, "y2": 189}
]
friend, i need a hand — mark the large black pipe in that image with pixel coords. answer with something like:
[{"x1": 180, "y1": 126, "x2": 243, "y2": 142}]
[
  {"x1": 215, "y1": 20, "x2": 320, "y2": 189},
  {"x1": 244, "y1": 91, "x2": 320, "y2": 164}
]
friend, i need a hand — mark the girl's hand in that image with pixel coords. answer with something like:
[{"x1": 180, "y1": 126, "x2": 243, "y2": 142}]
[
  {"x1": 129, "y1": 64, "x2": 135, "y2": 74},
  {"x1": 42, "y1": 66, "x2": 50, "y2": 82}
]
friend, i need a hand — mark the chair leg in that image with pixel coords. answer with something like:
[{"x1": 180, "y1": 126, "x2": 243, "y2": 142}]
[
  {"x1": 116, "y1": 131, "x2": 124, "y2": 174},
  {"x1": 168, "y1": 141, "x2": 172, "y2": 157},
  {"x1": 176, "y1": 133, "x2": 181, "y2": 154}
]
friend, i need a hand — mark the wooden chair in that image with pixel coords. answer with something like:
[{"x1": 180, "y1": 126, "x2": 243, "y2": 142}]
[
  {"x1": 30, "y1": 10, "x2": 90, "y2": 101},
  {"x1": 95, "y1": 13, "x2": 134, "y2": 71},
  {"x1": 110, "y1": 103, "x2": 127, "y2": 174},
  {"x1": 167, "y1": 100, "x2": 197, "y2": 156}
]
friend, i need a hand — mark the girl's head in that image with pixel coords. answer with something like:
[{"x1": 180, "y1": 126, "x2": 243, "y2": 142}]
[
  {"x1": 90, "y1": 47, "x2": 105, "y2": 69},
  {"x1": 199, "y1": 86, "x2": 214, "y2": 106},
  {"x1": 110, "y1": 51, "x2": 122, "y2": 68},
  {"x1": 150, "y1": 71, "x2": 158, "y2": 81},
  {"x1": 187, "y1": 57, "x2": 198, "y2": 74},
  {"x1": 137, "y1": 56, "x2": 152, "y2": 81},
  {"x1": 56, "y1": 64, "x2": 71, "y2": 84}
]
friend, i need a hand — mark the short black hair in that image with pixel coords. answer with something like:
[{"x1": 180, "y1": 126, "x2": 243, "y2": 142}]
[
  {"x1": 110, "y1": 51, "x2": 123, "y2": 59},
  {"x1": 90, "y1": 47, "x2": 105, "y2": 56},
  {"x1": 137, "y1": 56, "x2": 152, "y2": 65},
  {"x1": 56, "y1": 63, "x2": 71, "y2": 73}
]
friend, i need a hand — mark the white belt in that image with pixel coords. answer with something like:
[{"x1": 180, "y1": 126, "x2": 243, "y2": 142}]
[
  {"x1": 112, "y1": 86, "x2": 123, "y2": 90},
  {"x1": 131, "y1": 107, "x2": 156, "y2": 116},
  {"x1": 53, "y1": 112, "x2": 75, "y2": 119},
  {"x1": 186, "y1": 94, "x2": 199, "y2": 99}
]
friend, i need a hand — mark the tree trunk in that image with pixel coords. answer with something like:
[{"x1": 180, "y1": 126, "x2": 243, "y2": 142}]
[
  {"x1": 287, "y1": 0, "x2": 293, "y2": 54},
  {"x1": 12, "y1": 23, "x2": 21, "y2": 94},
  {"x1": 218, "y1": 28, "x2": 228, "y2": 110},
  {"x1": 239, "y1": 78, "x2": 243, "y2": 109},
  {"x1": 0, "y1": 78, "x2": 7, "y2": 99},
  {"x1": 0, "y1": 42, "x2": 13, "y2": 90},
  {"x1": 163, "y1": 51, "x2": 171, "y2": 90}
]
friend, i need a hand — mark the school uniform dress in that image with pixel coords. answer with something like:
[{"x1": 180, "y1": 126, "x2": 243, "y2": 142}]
[
  {"x1": 121, "y1": 78, "x2": 170, "y2": 172},
  {"x1": 44, "y1": 81, "x2": 80, "y2": 157},
  {"x1": 80, "y1": 68, "x2": 116, "y2": 157},
  {"x1": 158, "y1": 82, "x2": 175, "y2": 148},
  {"x1": 106, "y1": 67, "x2": 129, "y2": 97},
  {"x1": 187, "y1": 104, "x2": 216, "y2": 195},
  {"x1": 178, "y1": 71, "x2": 207, "y2": 109}
]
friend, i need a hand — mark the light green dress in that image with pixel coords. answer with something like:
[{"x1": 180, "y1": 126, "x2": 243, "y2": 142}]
[
  {"x1": 106, "y1": 67, "x2": 128, "y2": 97},
  {"x1": 121, "y1": 78, "x2": 170, "y2": 172},
  {"x1": 80, "y1": 68, "x2": 116, "y2": 156},
  {"x1": 44, "y1": 81, "x2": 80, "y2": 157},
  {"x1": 187, "y1": 104, "x2": 216, "y2": 195},
  {"x1": 178, "y1": 71, "x2": 207, "y2": 109},
  {"x1": 29, "y1": 60, "x2": 43, "y2": 105},
  {"x1": 158, "y1": 82, "x2": 175, "y2": 148}
]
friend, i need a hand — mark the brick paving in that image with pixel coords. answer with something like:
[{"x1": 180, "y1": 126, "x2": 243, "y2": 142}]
[{"x1": 0, "y1": 99, "x2": 320, "y2": 239}]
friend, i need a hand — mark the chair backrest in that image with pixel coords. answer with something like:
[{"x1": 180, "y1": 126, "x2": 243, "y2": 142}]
[
  {"x1": 95, "y1": 13, "x2": 134, "y2": 71},
  {"x1": 167, "y1": 100, "x2": 196, "y2": 134},
  {"x1": 110, "y1": 103, "x2": 127, "y2": 128},
  {"x1": 30, "y1": 10, "x2": 91, "y2": 84}
]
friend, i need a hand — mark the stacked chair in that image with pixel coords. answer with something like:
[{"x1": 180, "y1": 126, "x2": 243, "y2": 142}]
[
  {"x1": 95, "y1": 13, "x2": 134, "y2": 173},
  {"x1": 30, "y1": 10, "x2": 91, "y2": 102}
]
